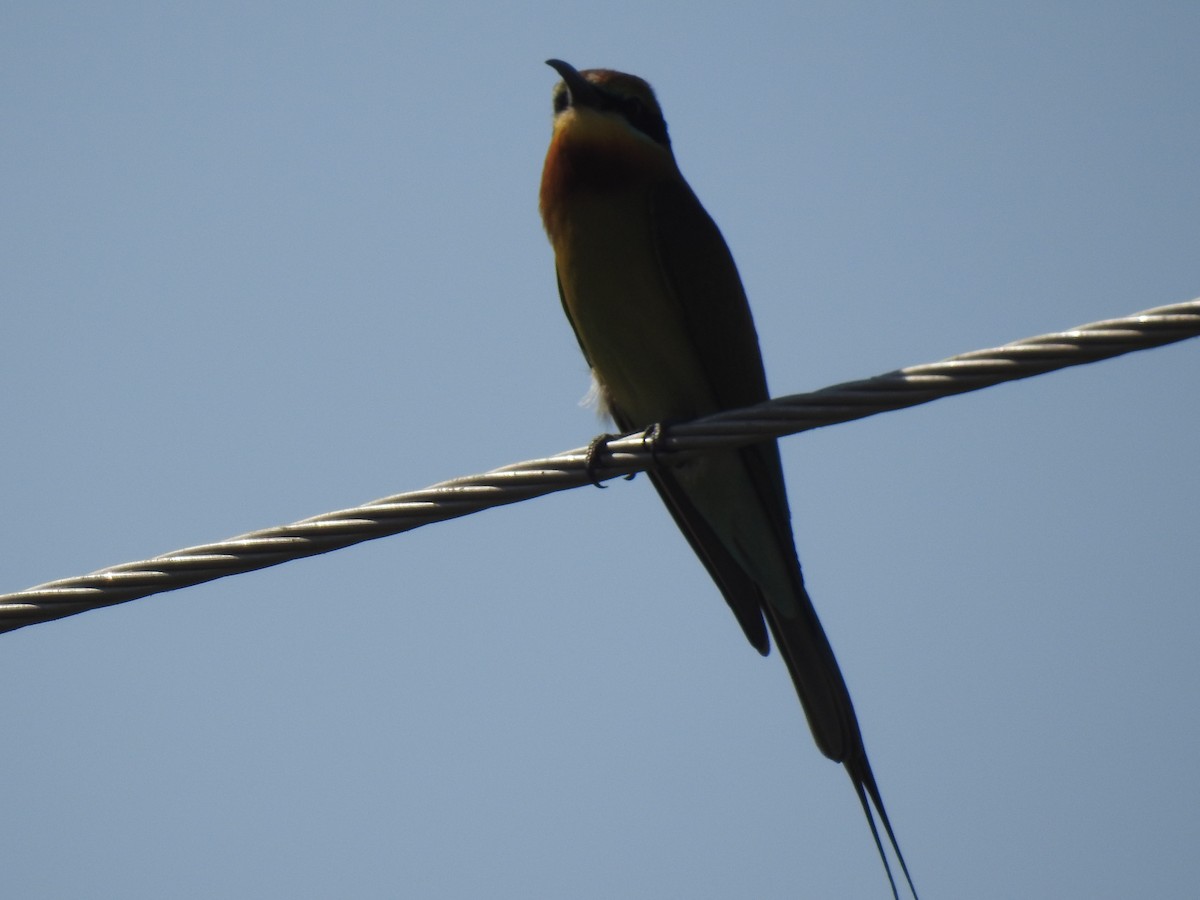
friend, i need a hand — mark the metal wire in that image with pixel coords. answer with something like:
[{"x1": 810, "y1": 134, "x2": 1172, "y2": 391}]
[{"x1": 2, "y1": 297, "x2": 1196, "y2": 635}]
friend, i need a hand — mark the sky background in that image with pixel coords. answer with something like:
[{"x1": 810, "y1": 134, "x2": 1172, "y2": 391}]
[{"x1": 3, "y1": 4, "x2": 1198, "y2": 898}]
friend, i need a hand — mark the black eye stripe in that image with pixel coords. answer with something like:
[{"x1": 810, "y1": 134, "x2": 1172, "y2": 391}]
[
  {"x1": 551, "y1": 78, "x2": 671, "y2": 148},
  {"x1": 618, "y1": 96, "x2": 669, "y2": 147}
]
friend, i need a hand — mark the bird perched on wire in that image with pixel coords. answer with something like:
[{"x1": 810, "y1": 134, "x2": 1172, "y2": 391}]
[{"x1": 538, "y1": 59, "x2": 918, "y2": 898}]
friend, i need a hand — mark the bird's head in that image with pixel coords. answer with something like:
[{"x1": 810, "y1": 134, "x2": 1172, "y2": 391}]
[
  {"x1": 545, "y1": 59, "x2": 672, "y2": 152},
  {"x1": 540, "y1": 60, "x2": 679, "y2": 236}
]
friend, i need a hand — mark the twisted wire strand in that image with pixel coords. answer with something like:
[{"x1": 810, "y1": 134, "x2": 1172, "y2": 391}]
[{"x1": 3, "y1": 298, "x2": 1196, "y2": 635}]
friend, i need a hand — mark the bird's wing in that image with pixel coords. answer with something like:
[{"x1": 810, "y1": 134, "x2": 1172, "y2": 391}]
[{"x1": 646, "y1": 174, "x2": 917, "y2": 898}]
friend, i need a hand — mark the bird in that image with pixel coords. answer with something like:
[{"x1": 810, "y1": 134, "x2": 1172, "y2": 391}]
[{"x1": 538, "y1": 59, "x2": 917, "y2": 898}]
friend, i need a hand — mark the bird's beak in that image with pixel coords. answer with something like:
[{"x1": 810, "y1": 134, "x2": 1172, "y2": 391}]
[{"x1": 546, "y1": 58, "x2": 602, "y2": 109}]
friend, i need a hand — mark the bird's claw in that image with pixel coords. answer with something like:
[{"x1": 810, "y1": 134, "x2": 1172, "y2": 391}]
[
  {"x1": 640, "y1": 423, "x2": 666, "y2": 465},
  {"x1": 584, "y1": 433, "x2": 616, "y2": 487},
  {"x1": 607, "y1": 423, "x2": 667, "y2": 481}
]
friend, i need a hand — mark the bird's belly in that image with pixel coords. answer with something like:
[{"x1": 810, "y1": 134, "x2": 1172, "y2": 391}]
[{"x1": 556, "y1": 194, "x2": 716, "y2": 429}]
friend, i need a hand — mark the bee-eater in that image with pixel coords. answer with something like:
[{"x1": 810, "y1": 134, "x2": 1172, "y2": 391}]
[{"x1": 539, "y1": 60, "x2": 917, "y2": 897}]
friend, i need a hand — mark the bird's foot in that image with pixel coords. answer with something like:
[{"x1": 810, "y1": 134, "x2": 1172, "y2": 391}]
[
  {"x1": 585, "y1": 425, "x2": 668, "y2": 485},
  {"x1": 584, "y1": 433, "x2": 617, "y2": 488},
  {"x1": 639, "y1": 422, "x2": 668, "y2": 474}
]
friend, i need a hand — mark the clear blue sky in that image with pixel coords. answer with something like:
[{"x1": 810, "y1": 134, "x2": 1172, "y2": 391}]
[{"x1": 3, "y1": 4, "x2": 1198, "y2": 898}]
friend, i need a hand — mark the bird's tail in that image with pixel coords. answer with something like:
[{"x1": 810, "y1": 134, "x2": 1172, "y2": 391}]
[
  {"x1": 763, "y1": 600, "x2": 919, "y2": 900},
  {"x1": 644, "y1": 457, "x2": 918, "y2": 897}
]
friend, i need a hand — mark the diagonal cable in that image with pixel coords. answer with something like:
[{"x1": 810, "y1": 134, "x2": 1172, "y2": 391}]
[{"x1": 2, "y1": 297, "x2": 1196, "y2": 635}]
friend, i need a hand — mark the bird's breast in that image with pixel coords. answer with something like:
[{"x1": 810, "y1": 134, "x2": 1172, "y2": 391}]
[{"x1": 548, "y1": 186, "x2": 718, "y2": 430}]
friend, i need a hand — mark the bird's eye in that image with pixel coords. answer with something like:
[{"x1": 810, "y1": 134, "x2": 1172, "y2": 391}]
[
  {"x1": 619, "y1": 96, "x2": 668, "y2": 146},
  {"x1": 619, "y1": 97, "x2": 649, "y2": 130},
  {"x1": 622, "y1": 96, "x2": 647, "y2": 120},
  {"x1": 552, "y1": 85, "x2": 569, "y2": 114}
]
